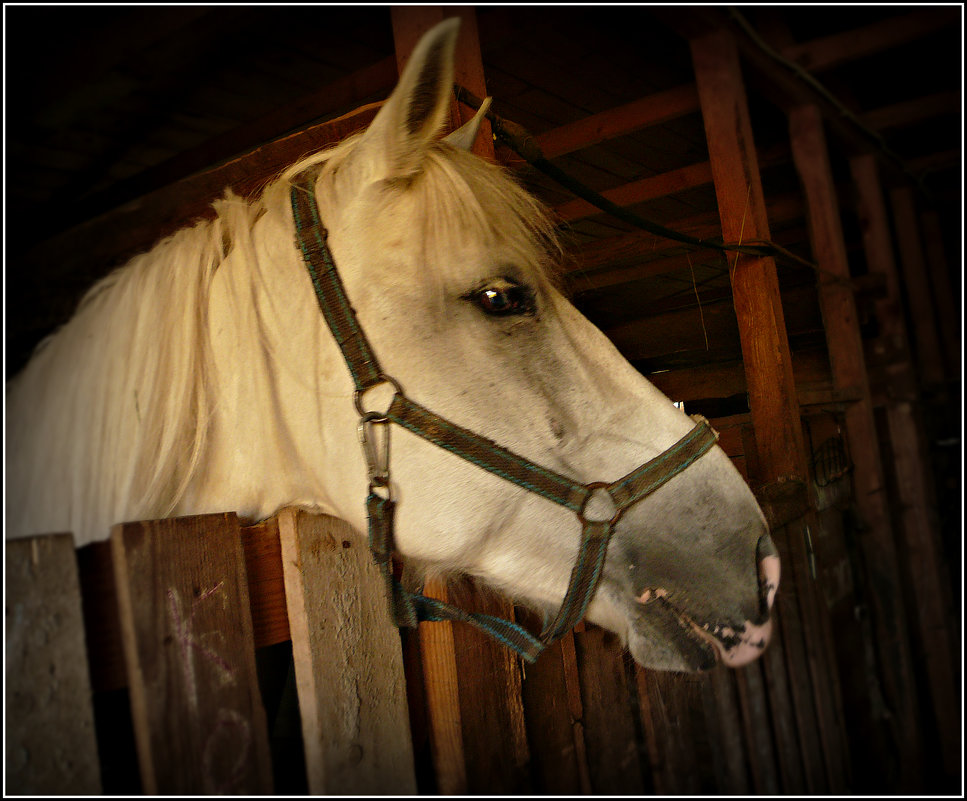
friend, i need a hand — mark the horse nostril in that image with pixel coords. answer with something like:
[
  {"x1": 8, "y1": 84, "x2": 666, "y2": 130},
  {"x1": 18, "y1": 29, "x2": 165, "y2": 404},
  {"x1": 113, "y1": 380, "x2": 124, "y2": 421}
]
[{"x1": 757, "y1": 533, "x2": 781, "y2": 614}]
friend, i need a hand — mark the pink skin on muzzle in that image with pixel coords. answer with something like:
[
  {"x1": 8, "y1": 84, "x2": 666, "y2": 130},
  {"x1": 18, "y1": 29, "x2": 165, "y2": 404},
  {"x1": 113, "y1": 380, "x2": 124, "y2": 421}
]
[{"x1": 637, "y1": 554, "x2": 781, "y2": 668}]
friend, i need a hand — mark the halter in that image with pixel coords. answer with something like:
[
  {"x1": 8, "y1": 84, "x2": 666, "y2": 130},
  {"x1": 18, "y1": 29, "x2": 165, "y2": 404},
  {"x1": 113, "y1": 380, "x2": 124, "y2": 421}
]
[{"x1": 290, "y1": 172, "x2": 719, "y2": 662}]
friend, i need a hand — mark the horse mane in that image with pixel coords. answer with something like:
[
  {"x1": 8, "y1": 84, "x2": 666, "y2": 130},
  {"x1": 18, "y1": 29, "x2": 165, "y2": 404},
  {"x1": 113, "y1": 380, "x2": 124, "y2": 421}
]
[{"x1": 7, "y1": 133, "x2": 562, "y2": 545}]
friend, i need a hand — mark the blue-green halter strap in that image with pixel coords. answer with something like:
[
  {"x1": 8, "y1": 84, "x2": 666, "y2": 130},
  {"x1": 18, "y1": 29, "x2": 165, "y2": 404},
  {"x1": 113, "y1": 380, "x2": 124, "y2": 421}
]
[{"x1": 290, "y1": 172, "x2": 719, "y2": 662}]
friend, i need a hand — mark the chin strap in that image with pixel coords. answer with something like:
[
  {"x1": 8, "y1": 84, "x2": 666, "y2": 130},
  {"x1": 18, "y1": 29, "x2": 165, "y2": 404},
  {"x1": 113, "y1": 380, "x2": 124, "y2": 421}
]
[{"x1": 291, "y1": 172, "x2": 719, "y2": 663}]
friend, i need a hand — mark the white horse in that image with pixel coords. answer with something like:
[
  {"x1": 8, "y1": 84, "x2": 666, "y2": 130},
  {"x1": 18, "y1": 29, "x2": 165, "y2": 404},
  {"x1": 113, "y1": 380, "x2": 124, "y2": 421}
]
[{"x1": 6, "y1": 19, "x2": 778, "y2": 671}]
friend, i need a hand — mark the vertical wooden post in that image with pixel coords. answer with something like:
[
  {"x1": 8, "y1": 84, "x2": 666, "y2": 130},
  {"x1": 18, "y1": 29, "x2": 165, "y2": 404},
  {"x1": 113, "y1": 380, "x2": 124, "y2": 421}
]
[
  {"x1": 6, "y1": 535, "x2": 103, "y2": 795},
  {"x1": 390, "y1": 8, "x2": 531, "y2": 794},
  {"x1": 690, "y1": 29, "x2": 807, "y2": 484},
  {"x1": 111, "y1": 513, "x2": 274, "y2": 795},
  {"x1": 850, "y1": 154, "x2": 959, "y2": 779},
  {"x1": 787, "y1": 105, "x2": 924, "y2": 788},
  {"x1": 889, "y1": 186, "x2": 947, "y2": 389},
  {"x1": 691, "y1": 29, "x2": 849, "y2": 793},
  {"x1": 277, "y1": 509, "x2": 416, "y2": 794}
]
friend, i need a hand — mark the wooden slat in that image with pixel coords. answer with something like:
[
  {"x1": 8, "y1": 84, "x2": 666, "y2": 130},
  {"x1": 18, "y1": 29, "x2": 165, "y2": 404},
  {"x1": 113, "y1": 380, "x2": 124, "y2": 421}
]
[
  {"x1": 574, "y1": 628, "x2": 646, "y2": 794},
  {"x1": 852, "y1": 158, "x2": 959, "y2": 781},
  {"x1": 415, "y1": 578, "x2": 467, "y2": 795},
  {"x1": 518, "y1": 626, "x2": 587, "y2": 794},
  {"x1": 276, "y1": 509, "x2": 416, "y2": 794},
  {"x1": 733, "y1": 661, "x2": 783, "y2": 793},
  {"x1": 77, "y1": 540, "x2": 128, "y2": 692},
  {"x1": 789, "y1": 104, "x2": 896, "y2": 792},
  {"x1": 111, "y1": 513, "x2": 273, "y2": 795},
  {"x1": 240, "y1": 517, "x2": 289, "y2": 647},
  {"x1": 769, "y1": 523, "x2": 832, "y2": 793},
  {"x1": 6, "y1": 535, "x2": 103, "y2": 795}
]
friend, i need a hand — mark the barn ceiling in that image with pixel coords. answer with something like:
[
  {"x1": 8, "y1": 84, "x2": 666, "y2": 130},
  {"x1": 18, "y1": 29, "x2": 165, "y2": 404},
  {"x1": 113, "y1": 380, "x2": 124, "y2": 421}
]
[{"x1": 4, "y1": 5, "x2": 962, "y2": 388}]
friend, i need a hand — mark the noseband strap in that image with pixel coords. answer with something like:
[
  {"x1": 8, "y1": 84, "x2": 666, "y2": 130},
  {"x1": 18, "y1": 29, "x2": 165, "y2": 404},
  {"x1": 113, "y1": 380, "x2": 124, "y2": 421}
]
[{"x1": 290, "y1": 173, "x2": 718, "y2": 662}]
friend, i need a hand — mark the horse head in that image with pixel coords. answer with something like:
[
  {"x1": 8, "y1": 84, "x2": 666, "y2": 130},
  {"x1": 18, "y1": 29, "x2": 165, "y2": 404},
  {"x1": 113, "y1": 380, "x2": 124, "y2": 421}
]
[{"x1": 260, "y1": 19, "x2": 778, "y2": 671}]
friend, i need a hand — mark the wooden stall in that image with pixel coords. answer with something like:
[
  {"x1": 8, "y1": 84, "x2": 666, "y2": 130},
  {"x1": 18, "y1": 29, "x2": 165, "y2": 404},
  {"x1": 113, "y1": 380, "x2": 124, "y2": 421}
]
[{"x1": 6, "y1": 6, "x2": 960, "y2": 795}]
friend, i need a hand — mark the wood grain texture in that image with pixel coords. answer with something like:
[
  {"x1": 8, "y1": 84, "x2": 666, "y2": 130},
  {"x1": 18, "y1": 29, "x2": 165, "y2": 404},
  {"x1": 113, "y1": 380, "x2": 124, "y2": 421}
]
[
  {"x1": 111, "y1": 513, "x2": 273, "y2": 795},
  {"x1": 6, "y1": 535, "x2": 103, "y2": 795},
  {"x1": 277, "y1": 509, "x2": 416, "y2": 795}
]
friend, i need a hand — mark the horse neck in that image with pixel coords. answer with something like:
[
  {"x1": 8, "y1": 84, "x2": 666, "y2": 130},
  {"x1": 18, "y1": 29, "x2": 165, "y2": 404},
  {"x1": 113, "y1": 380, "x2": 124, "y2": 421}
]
[{"x1": 185, "y1": 203, "x2": 349, "y2": 526}]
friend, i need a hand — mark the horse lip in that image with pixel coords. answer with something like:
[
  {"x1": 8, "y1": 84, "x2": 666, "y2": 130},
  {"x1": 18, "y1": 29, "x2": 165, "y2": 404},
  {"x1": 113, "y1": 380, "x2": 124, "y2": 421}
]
[{"x1": 635, "y1": 589, "x2": 773, "y2": 668}]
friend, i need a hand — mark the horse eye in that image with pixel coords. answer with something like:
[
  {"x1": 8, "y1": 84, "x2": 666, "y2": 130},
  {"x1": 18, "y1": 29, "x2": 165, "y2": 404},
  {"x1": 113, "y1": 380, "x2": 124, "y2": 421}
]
[{"x1": 471, "y1": 281, "x2": 534, "y2": 316}]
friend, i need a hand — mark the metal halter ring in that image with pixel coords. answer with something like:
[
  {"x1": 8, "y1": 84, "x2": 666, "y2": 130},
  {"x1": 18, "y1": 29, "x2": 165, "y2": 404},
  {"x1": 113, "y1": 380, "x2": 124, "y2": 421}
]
[
  {"x1": 578, "y1": 482, "x2": 621, "y2": 525},
  {"x1": 353, "y1": 373, "x2": 404, "y2": 421}
]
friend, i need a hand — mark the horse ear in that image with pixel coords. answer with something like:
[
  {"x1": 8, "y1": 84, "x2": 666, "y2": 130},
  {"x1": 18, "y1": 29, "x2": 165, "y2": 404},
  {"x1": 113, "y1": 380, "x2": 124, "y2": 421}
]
[
  {"x1": 444, "y1": 97, "x2": 492, "y2": 151},
  {"x1": 357, "y1": 18, "x2": 461, "y2": 179}
]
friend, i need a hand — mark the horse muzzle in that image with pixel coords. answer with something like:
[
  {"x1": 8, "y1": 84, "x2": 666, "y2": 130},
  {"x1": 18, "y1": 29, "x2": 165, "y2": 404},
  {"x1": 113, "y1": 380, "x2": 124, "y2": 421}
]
[{"x1": 612, "y1": 529, "x2": 780, "y2": 671}]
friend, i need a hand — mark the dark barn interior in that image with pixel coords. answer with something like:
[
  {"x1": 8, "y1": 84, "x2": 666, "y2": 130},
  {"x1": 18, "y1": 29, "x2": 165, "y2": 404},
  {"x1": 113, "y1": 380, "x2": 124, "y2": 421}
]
[{"x1": 5, "y1": 5, "x2": 962, "y2": 795}]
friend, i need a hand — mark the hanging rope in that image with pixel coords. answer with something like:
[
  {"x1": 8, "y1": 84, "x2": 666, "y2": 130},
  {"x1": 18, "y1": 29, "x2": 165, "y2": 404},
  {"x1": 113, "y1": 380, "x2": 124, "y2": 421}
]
[{"x1": 453, "y1": 85, "x2": 823, "y2": 276}]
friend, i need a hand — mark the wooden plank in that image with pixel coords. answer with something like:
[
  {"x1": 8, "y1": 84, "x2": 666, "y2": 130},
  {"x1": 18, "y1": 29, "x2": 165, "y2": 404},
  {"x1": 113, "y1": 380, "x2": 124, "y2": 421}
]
[
  {"x1": 239, "y1": 517, "x2": 289, "y2": 648},
  {"x1": 574, "y1": 628, "x2": 646, "y2": 794},
  {"x1": 6, "y1": 535, "x2": 103, "y2": 794},
  {"x1": 277, "y1": 509, "x2": 416, "y2": 795},
  {"x1": 691, "y1": 27, "x2": 809, "y2": 485},
  {"x1": 733, "y1": 661, "x2": 783, "y2": 793},
  {"x1": 111, "y1": 513, "x2": 273, "y2": 795},
  {"x1": 518, "y1": 624, "x2": 587, "y2": 794},
  {"x1": 769, "y1": 523, "x2": 832, "y2": 793},
  {"x1": 789, "y1": 104, "x2": 901, "y2": 791},
  {"x1": 705, "y1": 668, "x2": 753, "y2": 793},
  {"x1": 448, "y1": 582, "x2": 533, "y2": 794},
  {"x1": 881, "y1": 402, "x2": 960, "y2": 779},
  {"x1": 415, "y1": 578, "x2": 467, "y2": 795},
  {"x1": 636, "y1": 669, "x2": 702, "y2": 793},
  {"x1": 77, "y1": 540, "x2": 128, "y2": 692},
  {"x1": 891, "y1": 187, "x2": 949, "y2": 389},
  {"x1": 851, "y1": 156, "x2": 959, "y2": 780}
]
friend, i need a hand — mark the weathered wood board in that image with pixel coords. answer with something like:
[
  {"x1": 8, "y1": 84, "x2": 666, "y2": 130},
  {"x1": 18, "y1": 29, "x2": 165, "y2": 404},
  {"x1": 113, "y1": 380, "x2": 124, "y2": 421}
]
[
  {"x1": 111, "y1": 513, "x2": 273, "y2": 794},
  {"x1": 6, "y1": 534, "x2": 103, "y2": 794}
]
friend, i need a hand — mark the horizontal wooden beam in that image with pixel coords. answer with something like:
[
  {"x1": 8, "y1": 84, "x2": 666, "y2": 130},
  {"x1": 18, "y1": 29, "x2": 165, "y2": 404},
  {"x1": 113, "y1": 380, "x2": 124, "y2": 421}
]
[
  {"x1": 569, "y1": 225, "x2": 807, "y2": 293},
  {"x1": 496, "y1": 84, "x2": 700, "y2": 164},
  {"x1": 862, "y1": 91, "x2": 960, "y2": 131},
  {"x1": 647, "y1": 348, "x2": 832, "y2": 403},
  {"x1": 553, "y1": 143, "x2": 790, "y2": 225},
  {"x1": 66, "y1": 56, "x2": 399, "y2": 230},
  {"x1": 21, "y1": 101, "x2": 382, "y2": 298},
  {"x1": 779, "y1": 10, "x2": 955, "y2": 73},
  {"x1": 554, "y1": 162, "x2": 713, "y2": 222},
  {"x1": 605, "y1": 284, "x2": 820, "y2": 363},
  {"x1": 569, "y1": 193, "x2": 804, "y2": 273}
]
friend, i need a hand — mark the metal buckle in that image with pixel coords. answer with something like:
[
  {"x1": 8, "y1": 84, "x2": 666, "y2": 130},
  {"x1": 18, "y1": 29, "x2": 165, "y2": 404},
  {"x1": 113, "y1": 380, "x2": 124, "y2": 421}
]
[{"x1": 358, "y1": 412, "x2": 392, "y2": 499}]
